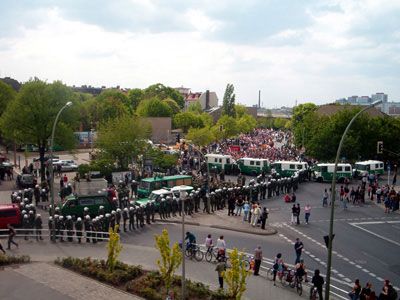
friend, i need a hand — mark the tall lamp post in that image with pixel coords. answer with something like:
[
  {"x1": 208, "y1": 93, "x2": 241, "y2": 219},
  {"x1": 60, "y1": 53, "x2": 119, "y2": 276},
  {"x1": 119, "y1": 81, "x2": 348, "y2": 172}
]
[
  {"x1": 325, "y1": 100, "x2": 382, "y2": 299},
  {"x1": 49, "y1": 101, "x2": 73, "y2": 241}
]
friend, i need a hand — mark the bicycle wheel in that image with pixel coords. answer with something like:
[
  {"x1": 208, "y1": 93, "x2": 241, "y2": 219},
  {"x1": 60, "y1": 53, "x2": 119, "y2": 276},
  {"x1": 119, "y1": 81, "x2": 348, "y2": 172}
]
[
  {"x1": 280, "y1": 273, "x2": 288, "y2": 286},
  {"x1": 205, "y1": 251, "x2": 213, "y2": 262},
  {"x1": 296, "y1": 282, "x2": 303, "y2": 296},
  {"x1": 195, "y1": 249, "x2": 204, "y2": 262},
  {"x1": 185, "y1": 249, "x2": 191, "y2": 257},
  {"x1": 243, "y1": 259, "x2": 250, "y2": 270},
  {"x1": 267, "y1": 268, "x2": 274, "y2": 280}
]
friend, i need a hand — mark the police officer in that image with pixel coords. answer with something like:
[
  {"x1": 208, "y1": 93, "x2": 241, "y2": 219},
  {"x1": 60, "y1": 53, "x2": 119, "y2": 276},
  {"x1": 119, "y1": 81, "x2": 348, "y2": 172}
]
[
  {"x1": 66, "y1": 215, "x2": 74, "y2": 242},
  {"x1": 33, "y1": 185, "x2": 40, "y2": 206},
  {"x1": 150, "y1": 200, "x2": 156, "y2": 222},
  {"x1": 110, "y1": 211, "x2": 116, "y2": 231},
  {"x1": 84, "y1": 215, "x2": 91, "y2": 243},
  {"x1": 58, "y1": 215, "x2": 65, "y2": 242},
  {"x1": 145, "y1": 203, "x2": 151, "y2": 224},
  {"x1": 91, "y1": 218, "x2": 98, "y2": 244},
  {"x1": 34, "y1": 214, "x2": 43, "y2": 241},
  {"x1": 172, "y1": 197, "x2": 178, "y2": 217},
  {"x1": 138, "y1": 205, "x2": 145, "y2": 228},
  {"x1": 75, "y1": 217, "x2": 83, "y2": 243},
  {"x1": 122, "y1": 207, "x2": 129, "y2": 232},
  {"x1": 98, "y1": 205, "x2": 105, "y2": 216},
  {"x1": 23, "y1": 214, "x2": 30, "y2": 240},
  {"x1": 116, "y1": 208, "x2": 122, "y2": 231},
  {"x1": 159, "y1": 198, "x2": 166, "y2": 219},
  {"x1": 129, "y1": 206, "x2": 135, "y2": 231}
]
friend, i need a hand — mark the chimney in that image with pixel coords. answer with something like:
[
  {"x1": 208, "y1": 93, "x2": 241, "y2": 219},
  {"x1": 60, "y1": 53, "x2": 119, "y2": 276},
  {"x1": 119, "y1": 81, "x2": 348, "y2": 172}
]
[
  {"x1": 258, "y1": 90, "x2": 261, "y2": 108},
  {"x1": 205, "y1": 90, "x2": 210, "y2": 110}
]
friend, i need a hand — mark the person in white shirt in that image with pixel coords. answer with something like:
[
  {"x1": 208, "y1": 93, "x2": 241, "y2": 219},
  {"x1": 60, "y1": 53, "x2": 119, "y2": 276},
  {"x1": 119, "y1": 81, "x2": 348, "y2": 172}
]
[
  {"x1": 216, "y1": 235, "x2": 226, "y2": 260},
  {"x1": 205, "y1": 234, "x2": 213, "y2": 251}
]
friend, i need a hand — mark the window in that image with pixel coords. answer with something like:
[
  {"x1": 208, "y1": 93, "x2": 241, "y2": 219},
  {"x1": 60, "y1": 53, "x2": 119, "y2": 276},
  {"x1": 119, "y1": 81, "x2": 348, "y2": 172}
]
[
  {"x1": 167, "y1": 181, "x2": 174, "y2": 188},
  {"x1": 0, "y1": 209, "x2": 17, "y2": 217},
  {"x1": 184, "y1": 178, "x2": 192, "y2": 185},
  {"x1": 226, "y1": 159, "x2": 230, "y2": 164},
  {"x1": 139, "y1": 181, "x2": 150, "y2": 189},
  {"x1": 94, "y1": 198, "x2": 106, "y2": 205},
  {"x1": 380, "y1": 163, "x2": 384, "y2": 168},
  {"x1": 250, "y1": 161, "x2": 255, "y2": 165},
  {"x1": 337, "y1": 166, "x2": 343, "y2": 171},
  {"x1": 176, "y1": 179, "x2": 184, "y2": 185},
  {"x1": 297, "y1": 165, "x2": 303, "y2": 170},
  {"x1": 289, "y1": 164, "x2": 295, "y2": 169},
  {"x1": 375, "y1": 164, "x2": 379, "y2": 168},
  {"x1": 219, "y1": 159, "x2": 222, "y2": 163},
  {"x1": 154, "y1": 181, "x2": 162, "y2": 189},
  {"x1": 214, "y1": 158, "x2": 218, "y2": 163},
  {"x1": 256, "y1": 161, "x2": 260, "y2": 166},
  {"x1": 345, "y1": 166, "x2": 351, "y2": 172},
  {"x1": 79, "y1": 199, "x2": 94, "y2": 206},
  {"x1": 321, "y1": 166, "x2": 328, "y2": 173}
]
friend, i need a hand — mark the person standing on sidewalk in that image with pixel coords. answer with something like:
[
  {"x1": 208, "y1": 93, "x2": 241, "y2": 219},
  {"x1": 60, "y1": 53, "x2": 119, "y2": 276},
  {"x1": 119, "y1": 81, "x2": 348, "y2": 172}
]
[
  {"x1": 215, "y1": 257, "x2": 226, "y2": 289},
  {"x1": 253, "y1": 245, "x2": 262, "y2": 276},
  {"x1": 295, "y1": 203, "x2": 301, "y2": 225},
  {"x1": 243, "y1": 201, "x2": 250, "y2": 222},
  {"x1": 291, "y1": 204, "x2": 297, "y2": 224},
  {"x1": 311, "y1": 269, "x2": 324, "y2": 300},
  {"x1": 260, "y1": 207, "x2": 269, "y2": 229},
  {"x1": 304, "y1": 204, "x2": 311, "y2": 224},
  {"x1": 294, "y1": 238, "x2": 304, "y2": 264},
  {"x1": 7, "y1": 224, "x2": 18, "y2": 250}
]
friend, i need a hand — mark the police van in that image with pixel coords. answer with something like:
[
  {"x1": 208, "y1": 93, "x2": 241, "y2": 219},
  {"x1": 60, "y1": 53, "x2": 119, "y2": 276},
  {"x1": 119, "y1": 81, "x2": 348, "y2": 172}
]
[
  {"x1": 313, "y1": 163, "x2": 352, "y2": 182},
  {"x1": 271, "y1": 161, "x2": 308, "y2": 177},
  {"x1": 353, "y1": 160, "x2": 384, "y2": 177},
  {"x1": 237, "y1": 158, "x2": 270, "y2": 176},
  {"x1": 205, "y1": 154, "x2": 237, "y2": 175}
]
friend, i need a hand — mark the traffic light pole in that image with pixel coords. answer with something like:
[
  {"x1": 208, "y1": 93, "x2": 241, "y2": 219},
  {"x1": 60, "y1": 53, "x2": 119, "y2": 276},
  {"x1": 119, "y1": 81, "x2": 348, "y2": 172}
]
[{"x1": 325, "y1": 100, "x2": 382, "y2": 300}]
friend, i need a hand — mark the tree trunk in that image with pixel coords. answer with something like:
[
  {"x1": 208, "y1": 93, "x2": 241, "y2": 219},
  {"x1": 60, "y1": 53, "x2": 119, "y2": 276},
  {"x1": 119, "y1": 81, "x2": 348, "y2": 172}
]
[{"x1": 39, "y1": 143, "x2": 46, "y2": 182}]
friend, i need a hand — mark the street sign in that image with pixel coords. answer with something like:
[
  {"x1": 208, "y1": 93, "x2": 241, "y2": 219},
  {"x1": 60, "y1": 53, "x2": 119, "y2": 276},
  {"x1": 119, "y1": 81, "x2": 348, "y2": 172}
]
[{"x1": 377, "y1": 141, "x2": 383, "y2": 154}]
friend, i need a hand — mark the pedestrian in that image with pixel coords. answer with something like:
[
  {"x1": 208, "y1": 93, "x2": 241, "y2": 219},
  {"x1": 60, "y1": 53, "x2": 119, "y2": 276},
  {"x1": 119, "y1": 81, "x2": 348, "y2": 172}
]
[
  {"x1": 0, "y1": 240, "x2": 5, "y2": 254},
  {"x1": 348, "y1": 279, "x2": 361, "y2": 300},
  {"x1": 272, "y1": 253, "x2": 284, "y2": 286},
  {"x1": 360, "y1": 282, "x2": 373, "y2": 300},
  {"x1": 243, "y1": 201, "x2": 250, "y2": 222},
  {"x1": 378, "y1": 279, "x2": 397, "y2": 300},
  {"x1": 322, "y1": 189, "x2": 328, "y2": 207},
  {"x1": 291, "y1": 204, "x2": 297, "y2": 224},
  {"x1": 260, "y1": 207, "x2": 269, "y2": 229},
  {"x1": 294, "y1": 238, "x2": 304, "y2": 264},
  {"x1": 251, "y1": 204, "x2": 261, "y2": 227},
  {"x1": 34, "y1": 214, "x2": 43, "y2": 241},
  {"x1": 304, "y1": 204, "x2": 311, "y2": 224},
  {"x1": 253, "y1": 245, "x2": 262, "y2": 276},
  {"x1": 296, "y1": 203, "x2": 301, "y2": 225},
  {"x1": 215, "y1": 257, "x2": 226, "y2": 289},
  {"x1": 311, "y1": 269, "x2": 324, "y2": 300},
  {"x1": 7, "y1": 224, "x2": 18, "y2": 250},
  {"x1": 216, "y1": 235, "x2": 226, "y2": 260}
]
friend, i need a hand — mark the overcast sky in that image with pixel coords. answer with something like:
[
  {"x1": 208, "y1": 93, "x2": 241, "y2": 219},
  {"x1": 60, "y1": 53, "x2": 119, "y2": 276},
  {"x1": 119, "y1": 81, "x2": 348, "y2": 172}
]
[{"x1": 0, "y1": 0, "x2": 399, "y2": 107}]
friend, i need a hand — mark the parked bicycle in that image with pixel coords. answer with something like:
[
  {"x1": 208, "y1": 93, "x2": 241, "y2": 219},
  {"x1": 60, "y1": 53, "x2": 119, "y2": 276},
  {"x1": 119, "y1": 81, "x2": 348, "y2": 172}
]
[{"x1": 179, "y1": 242, "x2": 204, "y2": 262}]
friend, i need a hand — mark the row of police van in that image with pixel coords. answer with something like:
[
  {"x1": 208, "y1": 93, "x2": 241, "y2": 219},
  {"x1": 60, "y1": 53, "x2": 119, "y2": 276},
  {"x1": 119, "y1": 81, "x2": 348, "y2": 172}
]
[{"x1": 205, "y1": 154, "x2": 384, "y2": 182}]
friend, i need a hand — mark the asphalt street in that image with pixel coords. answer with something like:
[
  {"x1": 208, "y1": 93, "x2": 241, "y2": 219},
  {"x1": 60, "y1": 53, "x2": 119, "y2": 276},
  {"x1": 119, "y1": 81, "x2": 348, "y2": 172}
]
[{"x1": 116, "y1": 178, "x2": 400, "y2": 300}]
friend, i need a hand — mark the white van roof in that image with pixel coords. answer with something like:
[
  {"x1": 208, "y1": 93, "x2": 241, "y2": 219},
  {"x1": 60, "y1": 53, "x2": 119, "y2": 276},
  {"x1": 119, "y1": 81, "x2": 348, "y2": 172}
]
[
  {"x1": 355, "y1": 160, "x2": 383, "y2": 165},
  {"x1": 205, "y1": 154, "x2": 232, "y2": 159},
  {"x1": 317, "y1": 163, "x2": 352, "y2": 167},
  {"x1": 274, "y1": 161, "x2": 306, "y2": 165},
  {"x1": 240, "y1": 157, "x2": 269, "y2": 162}
]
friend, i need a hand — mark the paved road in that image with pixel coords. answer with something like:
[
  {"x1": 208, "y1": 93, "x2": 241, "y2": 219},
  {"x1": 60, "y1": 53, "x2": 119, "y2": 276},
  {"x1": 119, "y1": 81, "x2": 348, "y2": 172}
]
[{"x1": 1, "y1": 169, "x2": 399, "y2": 299}]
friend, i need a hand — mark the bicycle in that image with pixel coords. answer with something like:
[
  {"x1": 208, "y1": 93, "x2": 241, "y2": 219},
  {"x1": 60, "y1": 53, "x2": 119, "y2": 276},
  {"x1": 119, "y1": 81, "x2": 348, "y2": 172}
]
[
  {"x1": 205, "y1": 246, "x2": 228, "y2": 263},
  {"x1": 185, "y1": 244, "x2": 204, "y2": 262},
  {"x1": 267, "y1": 267, "x2": 290, "y2": 286},
  {"x1": 289, "y1": 275, "x2": 303, "y2": 296},
  {"x1": 309, "y1": 286, "x2": 319, "y2": 300}
]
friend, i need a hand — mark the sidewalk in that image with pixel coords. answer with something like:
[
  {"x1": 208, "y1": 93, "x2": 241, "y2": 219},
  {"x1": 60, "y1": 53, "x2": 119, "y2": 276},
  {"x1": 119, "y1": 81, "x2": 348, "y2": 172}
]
[
  {"x1": 155, "y1": 210, "x2": 277, "y2": 236},
  {"x1": 0, "y1": 262, "x2": 142, "y2": 300},
  {"x1": 3, "y1": 240, "x2": 308, "y2": 300}
]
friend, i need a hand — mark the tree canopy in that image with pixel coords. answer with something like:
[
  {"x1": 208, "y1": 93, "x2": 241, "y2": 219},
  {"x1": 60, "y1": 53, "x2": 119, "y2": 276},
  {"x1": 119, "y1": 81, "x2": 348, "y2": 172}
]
[
  {"x1": 0, "y1": 79, "x2": 79, "y2": 179},
  {"x1": 143, "y1": 83, "x2": 184, "y2": 108},
  {"x1": 222, "y1": 83, "x2": 236, "y2": 117},
  {"x1": 95, "y1": 115, "x2": 151, "y2": 169},
  {"x1": 0, "y1": 80, "x2": 16, "y2": 117},
  {"x1": 136, "y1": 97, "x2": 173, "y2": 117}
]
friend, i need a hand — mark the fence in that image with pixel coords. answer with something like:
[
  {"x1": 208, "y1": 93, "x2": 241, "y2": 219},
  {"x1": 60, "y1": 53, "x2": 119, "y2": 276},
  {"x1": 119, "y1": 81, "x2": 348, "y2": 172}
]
[{"x1": 0, "y1": 228, "x2": 110, "y2": 241}]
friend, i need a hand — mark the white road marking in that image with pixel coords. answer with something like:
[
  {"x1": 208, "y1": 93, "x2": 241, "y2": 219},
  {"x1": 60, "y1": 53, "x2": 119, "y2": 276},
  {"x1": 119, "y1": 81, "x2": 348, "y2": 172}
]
[{"x1": 349, "y1": 223, "x2": 400, "y2": 247}]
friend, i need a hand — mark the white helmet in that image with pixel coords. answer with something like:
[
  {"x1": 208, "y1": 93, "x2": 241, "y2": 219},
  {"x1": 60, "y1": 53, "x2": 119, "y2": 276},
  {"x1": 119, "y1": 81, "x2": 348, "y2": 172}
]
[
  {"x1": 124, "y1": 208, "x2": 128, "y2": 212},
  {"x1": 77, "y1": 217, "x2": 82, "y2": 221},
  {"x1": 84, "y1": 207, "x2": 89, "y2": 211},
  {"x1": 116, "y1": 208, "x2": 121, "y2": 212},
  {"x1": 67, "y1": 215, "x2": 72, "y2": 220},
  {"x1": 36, "y1": 214, "x2": 41, "y2": 217},
  {"x1": 85, "y1": 215, "x2": 91, "y2": 220}
]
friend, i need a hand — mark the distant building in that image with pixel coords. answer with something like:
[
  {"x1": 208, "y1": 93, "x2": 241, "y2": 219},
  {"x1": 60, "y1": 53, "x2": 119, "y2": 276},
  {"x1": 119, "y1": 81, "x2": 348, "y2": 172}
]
[
  {"x1": 72, "y1": 85, "x2": 104, "y2": 96},
  {"x1": 333, "y1": 93, "x2": 400, "y2": 115},
  {"x1": 175, "y1": 86, "x2": 218, "y2": 111},
  {"x1": 317, "y1": 104, "x2": 385, "y2": 117},
  {"x1": 144, "y1": 117, "x2": 172, "y2": 143}
]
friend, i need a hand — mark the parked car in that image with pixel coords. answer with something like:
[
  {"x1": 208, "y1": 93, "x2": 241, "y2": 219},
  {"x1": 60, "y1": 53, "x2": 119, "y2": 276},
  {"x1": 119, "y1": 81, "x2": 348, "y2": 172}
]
[
  {"x1": 0, "y1": 204, "x2": 22, "y2": 229},
  {"x1": 16, "y1": 174, "x2": 36, "y2": 188},
  {"x1": 57, "y1": 160, "x2": 78, "y2": 172}
]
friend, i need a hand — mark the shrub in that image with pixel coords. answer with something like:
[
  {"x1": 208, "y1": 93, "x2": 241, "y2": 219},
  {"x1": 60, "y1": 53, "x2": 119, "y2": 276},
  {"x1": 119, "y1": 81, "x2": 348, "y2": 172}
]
[
  {"x1": 0, "y1": 254, "x2": 30, "y2": 266},
  {"x1": 139, "y1": 287, "x2": 163, "y2": 300}
]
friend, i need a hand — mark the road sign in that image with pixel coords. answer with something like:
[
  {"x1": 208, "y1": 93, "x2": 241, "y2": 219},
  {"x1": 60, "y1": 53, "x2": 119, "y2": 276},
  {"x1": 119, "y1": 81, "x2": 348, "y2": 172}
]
[{"x1": 377, "y1": 141, "x2": 383, "y2": 154}]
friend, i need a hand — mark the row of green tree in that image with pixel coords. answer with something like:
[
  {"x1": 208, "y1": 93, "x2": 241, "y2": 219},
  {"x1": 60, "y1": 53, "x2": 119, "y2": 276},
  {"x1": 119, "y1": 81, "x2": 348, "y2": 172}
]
[{"x1": 291, "y1": 103, "x2": 400, "y2": 161}]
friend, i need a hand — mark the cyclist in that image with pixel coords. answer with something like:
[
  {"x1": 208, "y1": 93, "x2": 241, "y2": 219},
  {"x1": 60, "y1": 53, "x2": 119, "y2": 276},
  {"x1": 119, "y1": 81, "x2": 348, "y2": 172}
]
[
  {"x1": 311, "y1": 269, "x2": 324, "y2": 300},
  {"x1": 185, "y1": 231, "x2": 197, "y2": 255},
  {"x1": 216, "y1": 235, "x2": 226, "y2": 260},
  {"x1": 205, "y1": 234, "x2": 213, "y2": 252},
  {"x1": 272, "y1": 253, "x2": 286, "y2": 286},
  {"x1": 295, "y1": 259, "x2": 308, "y2": 283}
]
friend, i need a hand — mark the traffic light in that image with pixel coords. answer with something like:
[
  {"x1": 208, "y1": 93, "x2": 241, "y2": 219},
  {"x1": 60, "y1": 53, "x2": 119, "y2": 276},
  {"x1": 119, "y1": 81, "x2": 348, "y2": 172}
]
[
  {"x1": 176, "y1": 133, "x2": 180, "y2": 143},
  {"x1": 377, "y1": 141, "x2": 383, "y2": 154},
  {"x1": 323, "y1": 234, "x2": 335, "y2": 249}
]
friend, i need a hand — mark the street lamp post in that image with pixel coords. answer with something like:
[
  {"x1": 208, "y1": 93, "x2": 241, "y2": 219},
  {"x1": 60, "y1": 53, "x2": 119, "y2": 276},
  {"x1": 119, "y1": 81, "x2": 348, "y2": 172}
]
[
  {"x1": 325, "y1": 100, "x2": 382, "y2": 299},
  {"x1": 180, "y1": 190, "x2": 188, "y2": 300},
  {"x1": 49, "y1": 101, "x2": 73, "y2": 241}
]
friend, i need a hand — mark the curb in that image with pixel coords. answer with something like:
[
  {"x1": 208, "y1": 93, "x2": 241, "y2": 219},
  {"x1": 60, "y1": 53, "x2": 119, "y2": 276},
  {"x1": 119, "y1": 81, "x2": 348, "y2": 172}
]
[{"x1": 154, "y1": 219, "x2": 277, "y2": 235}]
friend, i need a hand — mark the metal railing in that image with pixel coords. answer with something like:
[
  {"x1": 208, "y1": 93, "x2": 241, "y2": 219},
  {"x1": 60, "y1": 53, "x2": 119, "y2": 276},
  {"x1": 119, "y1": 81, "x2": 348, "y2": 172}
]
[{"x1": 0, "y1": 228, "x2": 110, "y2": 241}]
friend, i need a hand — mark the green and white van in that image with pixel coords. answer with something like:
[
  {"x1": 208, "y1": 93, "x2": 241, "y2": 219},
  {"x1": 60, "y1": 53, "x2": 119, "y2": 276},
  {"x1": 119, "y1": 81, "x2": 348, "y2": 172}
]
[
  {"x1": 271, "y1": 161, "x2": 308, "y2": 177},
  {"x1": 313, "y1": 163, "x2": 352, "y2": 182},
  {"x1": 205, "y1": 154, "x2": 237, "y2": 175},
  {"x1": 353, "y1": 160, "x2": 384, "y2": 177},
  {"x1": 237, "y1": 158, "x2": 270, "y2": 176}
]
